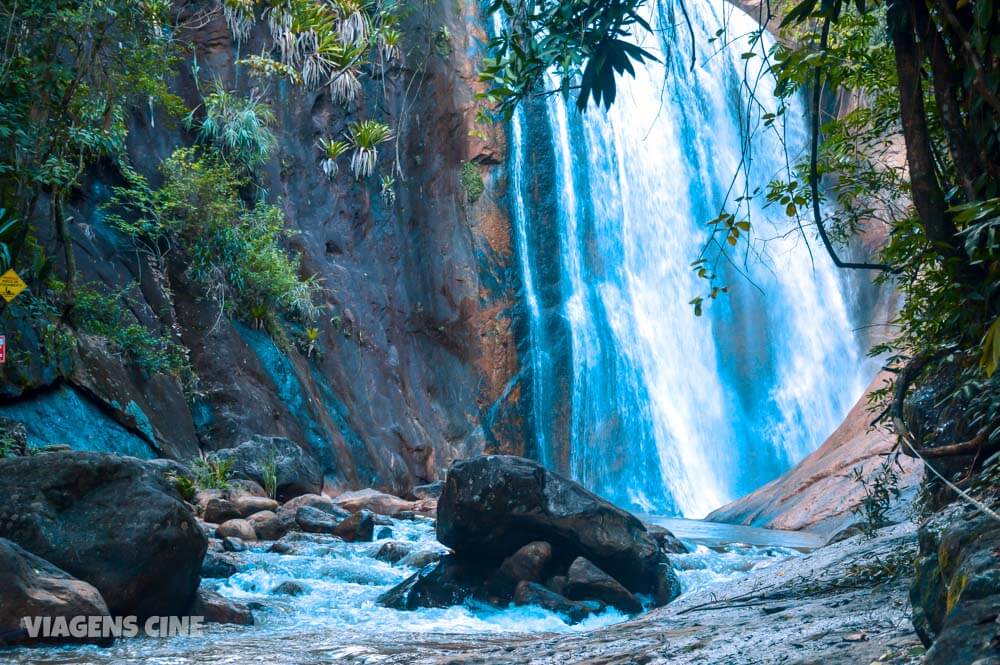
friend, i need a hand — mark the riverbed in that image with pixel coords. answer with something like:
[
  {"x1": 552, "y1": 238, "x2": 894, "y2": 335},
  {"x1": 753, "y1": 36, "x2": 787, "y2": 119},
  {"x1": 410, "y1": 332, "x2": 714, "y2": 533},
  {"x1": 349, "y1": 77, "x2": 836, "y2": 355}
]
[{"x1": 8, "y1": 517, "x2": 812, "y2": 664}]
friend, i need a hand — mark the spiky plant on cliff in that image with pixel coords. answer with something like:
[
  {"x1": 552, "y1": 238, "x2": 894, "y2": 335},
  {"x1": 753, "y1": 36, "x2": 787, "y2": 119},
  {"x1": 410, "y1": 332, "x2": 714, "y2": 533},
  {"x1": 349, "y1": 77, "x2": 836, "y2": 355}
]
[
  {"x1": 380, "y1": 174, "x2": 396, "y2": 206},
  {"x1": 318, "y1": 137, "x2": 351, "y2": 178},
  {"x1": 346, "y1": 120, "x2": 392, "y2": 179},
  {"x1": 223, "y1": 0, "x2": 255, "y2": 43},
  {"x1": 334, "y1": 0, "x2": 368, "y2": 45},
  {"x1": 191, "y1": 84, "x2": 275, "y2": 171},
  {"x1": 379, "y1": 28, "x2": 402, "y2": 63}
]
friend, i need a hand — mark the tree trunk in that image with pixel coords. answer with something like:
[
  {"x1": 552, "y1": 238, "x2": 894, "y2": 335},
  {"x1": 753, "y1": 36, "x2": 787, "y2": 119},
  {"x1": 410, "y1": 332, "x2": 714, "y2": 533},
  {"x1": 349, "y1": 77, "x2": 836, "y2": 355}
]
[
  {"x1": 888, "y1": 1, "x2": 957, "y2": 249},
  {"x1": 916, "y1": 3, "x2": 981, "y2": 201}
]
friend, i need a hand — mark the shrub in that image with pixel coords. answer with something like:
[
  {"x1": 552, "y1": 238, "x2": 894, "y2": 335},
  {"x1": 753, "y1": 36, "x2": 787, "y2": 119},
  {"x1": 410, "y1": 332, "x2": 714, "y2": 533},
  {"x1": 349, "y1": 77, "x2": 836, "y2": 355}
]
[
  {"x1": 260, "y1": 452, "x2": 278, "y2": 499},
  {"x1": 188, "y1": 84, "x2": 275, "y2": 172},
  {"x1": 107, "y1": 147, "x2": 321, "y2": 328},
  {"x1": 192, "y1": 454, "x2": 234, "y2": 490},
  {"x1": 461, "y1": 161, "x2": 484, "y2": 204},
  {"x1": 69, "y1": 284, "x2": 194, "y2": 382},
  {"x1": 171, "y1": 474, "x2": 197, "y2": 503}
]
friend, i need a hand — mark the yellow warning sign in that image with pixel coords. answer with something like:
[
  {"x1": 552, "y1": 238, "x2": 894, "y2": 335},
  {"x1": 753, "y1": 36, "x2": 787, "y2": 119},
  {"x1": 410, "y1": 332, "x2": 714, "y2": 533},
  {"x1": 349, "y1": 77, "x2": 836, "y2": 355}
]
[{"x1": 0, "y1": 269, "x2": 26, "y2": 303}]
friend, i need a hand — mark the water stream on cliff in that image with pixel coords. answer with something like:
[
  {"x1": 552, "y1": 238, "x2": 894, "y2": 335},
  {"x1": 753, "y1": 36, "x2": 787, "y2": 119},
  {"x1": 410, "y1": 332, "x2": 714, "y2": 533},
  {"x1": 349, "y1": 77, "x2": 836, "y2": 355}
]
[{"x1": 509, "y1": 0, "x2": 868, "y2": 518}]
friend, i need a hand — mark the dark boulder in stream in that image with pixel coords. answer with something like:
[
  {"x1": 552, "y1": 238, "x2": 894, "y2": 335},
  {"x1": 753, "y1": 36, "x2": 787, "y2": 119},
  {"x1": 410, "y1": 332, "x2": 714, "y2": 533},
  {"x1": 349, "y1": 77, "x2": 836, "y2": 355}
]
[
  {"x1": 437, "y1": 455, "x2": 668, "y2": 594},
  {"x1": 0, "y1": 538, "x2": 111, "y2": 646},
  {"x1": 0, "y1": 452, "x2": 207, "y2": 617},
  {"x1": 381, "y1": 455, "x2": 680, "y2": 616}
]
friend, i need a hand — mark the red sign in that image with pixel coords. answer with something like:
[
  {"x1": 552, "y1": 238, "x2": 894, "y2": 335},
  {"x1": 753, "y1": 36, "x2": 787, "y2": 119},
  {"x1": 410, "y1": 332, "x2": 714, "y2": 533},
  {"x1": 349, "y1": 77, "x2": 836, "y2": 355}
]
[{"x1": 0, "y1": 335, "x2": 5, "y2": 364}]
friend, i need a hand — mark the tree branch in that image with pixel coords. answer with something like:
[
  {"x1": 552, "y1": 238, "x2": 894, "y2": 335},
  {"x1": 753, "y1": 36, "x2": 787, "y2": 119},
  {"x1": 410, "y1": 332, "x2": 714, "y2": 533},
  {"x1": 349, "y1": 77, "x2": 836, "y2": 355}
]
[{"x1": 809, "y1": 18, "x2": 894, "y2": 272}]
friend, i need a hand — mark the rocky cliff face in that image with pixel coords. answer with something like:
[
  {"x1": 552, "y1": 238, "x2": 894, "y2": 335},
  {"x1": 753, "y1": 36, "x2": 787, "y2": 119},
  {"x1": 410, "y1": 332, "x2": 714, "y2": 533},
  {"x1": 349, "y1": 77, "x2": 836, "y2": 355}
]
[{"x1": 0, "y1": 0, "x2": 523, "y2": 495}]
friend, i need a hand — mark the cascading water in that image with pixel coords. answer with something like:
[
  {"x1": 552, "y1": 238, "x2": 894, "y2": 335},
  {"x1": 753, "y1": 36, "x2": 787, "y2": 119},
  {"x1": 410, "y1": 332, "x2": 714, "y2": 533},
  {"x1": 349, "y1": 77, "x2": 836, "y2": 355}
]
[{"x1": 509, "y1": 0, "x2": 869, "y2": 517}]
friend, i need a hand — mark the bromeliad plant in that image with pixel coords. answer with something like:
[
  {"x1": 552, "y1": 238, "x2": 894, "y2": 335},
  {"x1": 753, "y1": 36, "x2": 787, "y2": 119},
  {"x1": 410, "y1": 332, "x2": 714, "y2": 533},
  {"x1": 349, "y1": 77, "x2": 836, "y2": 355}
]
[
  {"x1": 188, "y1": 84, "x2": 276, "y2": 172},
  {"x1": 226, "y1": 0, "x2": 402, "y2": 97},
  {"x1": 217, "y1": 0, "x2": 404, "y2": 181},
  {"x1": 318, "y1": 138, "x2": 351, "y2": 178},
  {"x1": 346, "y1": 120, "x2": 392, "y2": 179}
]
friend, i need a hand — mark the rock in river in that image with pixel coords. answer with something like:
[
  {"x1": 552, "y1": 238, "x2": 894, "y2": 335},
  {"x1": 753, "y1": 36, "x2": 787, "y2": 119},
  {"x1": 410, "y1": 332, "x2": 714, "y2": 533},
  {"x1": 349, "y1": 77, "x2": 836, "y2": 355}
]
[
  {"x1": 0, "y1": 452, "x2": 207, "y2": 617},
  {"x1": 436, "y1": 455, "x2": 668, "y2": 596},
  {"x1": 513, "y1": 581, "x2": 602, "y2": 624},
  {"x1": 0, "y1": 538, "x2": 111, "y2": 646},
  {"x1": 563, "y1": 557, "x2": 643, "y2": 614},
  {"x1": 190, "y1": 589, "x2": 254, "y2": 625}
]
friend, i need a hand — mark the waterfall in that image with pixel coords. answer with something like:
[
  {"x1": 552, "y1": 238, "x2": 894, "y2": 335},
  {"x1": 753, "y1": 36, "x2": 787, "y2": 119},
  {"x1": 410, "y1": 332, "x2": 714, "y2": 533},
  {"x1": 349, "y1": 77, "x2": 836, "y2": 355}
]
[{"x1": 507, "y1": 0, "x2": 869, "y2": 517}]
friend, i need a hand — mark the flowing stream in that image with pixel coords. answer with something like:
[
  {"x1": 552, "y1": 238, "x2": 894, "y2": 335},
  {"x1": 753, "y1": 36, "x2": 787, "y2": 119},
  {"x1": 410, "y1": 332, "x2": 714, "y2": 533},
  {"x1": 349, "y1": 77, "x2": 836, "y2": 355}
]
[
  {"x1": 10, "y1": 518, "x2": 802, "y2": 664},
  {"x1": 509, "y1": 0, "x2": 868, "y2": 517}
]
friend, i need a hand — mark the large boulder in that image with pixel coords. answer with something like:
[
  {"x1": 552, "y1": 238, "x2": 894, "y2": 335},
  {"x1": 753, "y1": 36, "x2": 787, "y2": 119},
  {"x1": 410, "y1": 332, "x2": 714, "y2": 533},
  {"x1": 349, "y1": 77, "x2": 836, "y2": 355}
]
[
  {"x1": 0, "y1": 538, "x2": 110, "y2": 646},
  {"x1": 437, "y1": 455, "x2": 666, "y2": 595},
  {"x1": 233, "y1": 495, "x2": 279, "y2": 517},
  {"x1": 332, "y1": 510, "x2": 375, "y2": 542},
  {"x1": 247, "y1": 510, "x2": 291, "y2": 541},
  {"x1": 295, "y1": 506, "x2": 338, "y2": 533},
  {"x1": 203, "y1": 498, "x2": 242, "y2": 524},
  {"x1": 216, "y1": 519, "x2": 257, "y2": 542},
  {"x1": 0, "y1": 452, "x2": 207, "y2": 617},
  {"x1": 208, "y1": 436, "x2": 322, "y2": 501}
]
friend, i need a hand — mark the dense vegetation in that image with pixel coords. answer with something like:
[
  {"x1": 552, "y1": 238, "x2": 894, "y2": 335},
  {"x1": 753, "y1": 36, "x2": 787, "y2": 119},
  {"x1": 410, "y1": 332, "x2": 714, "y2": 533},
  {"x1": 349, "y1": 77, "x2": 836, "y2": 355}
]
[
  {"x1": 0, "y1": 0, "x2": 404, "y2": 385},
  {"x1": 481, "y1": 0, "x2": 1000, "y2": 482}
]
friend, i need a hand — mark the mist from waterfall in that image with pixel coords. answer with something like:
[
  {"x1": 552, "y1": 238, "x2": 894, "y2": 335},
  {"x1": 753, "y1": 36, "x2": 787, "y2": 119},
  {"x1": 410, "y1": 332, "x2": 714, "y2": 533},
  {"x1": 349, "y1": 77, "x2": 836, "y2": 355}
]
[{"x1": 506, "y1": 0, "x2": 869, "y2": 517}]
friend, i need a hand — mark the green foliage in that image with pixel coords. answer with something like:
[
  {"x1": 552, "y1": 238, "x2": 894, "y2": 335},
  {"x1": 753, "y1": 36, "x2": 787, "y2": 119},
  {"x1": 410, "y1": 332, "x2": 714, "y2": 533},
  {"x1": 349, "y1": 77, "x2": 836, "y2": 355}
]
[
  {"x1": 0, "y1": 419, "x2": 28, "y2": 458},
  {"x1": 259, "y1": 452, "x2": 278, "y2": 499},
  {"x1": 380, "y1": 175, "x2": 396, "y2": 206},
  {"x1": 192, "y1": 454, "x2": 235, "y2": 490},
  {"x1": 479, "y1": 0, "x2": 657, "y2": 115},
  {"x1": 0, "y1": 208, "x2": 21, "y2": 273},
  {"x1": 171, "y1": 474, "x2": 197, "y2": 503},
  {"x1": 0, "y1": 0, "x2": 182, "y2": 259},
  {"x1": 188, "y1": 84, "x2": 276, "y2": 172},
  {"x1": 850, "y1": 454, "x2": 901, "y2": 539},
  {"x1": 461, "y1": 162, "x2": 485, "y2": 204},
  {"x1": 434, "y1": 26, "x2": 453, "y2": 56},
  {"x1": 346, "y1": 120, "x2": 393, "y2": 178},
  {"x1": 106, "y1": 148, "x2": 320, "y2": 327},
  {"x1": 219, "y1": 0, "x2": 403, "y2": 104},
  {"x1": 69, "y1": 283, "x2": 194, "y2": 382}
]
